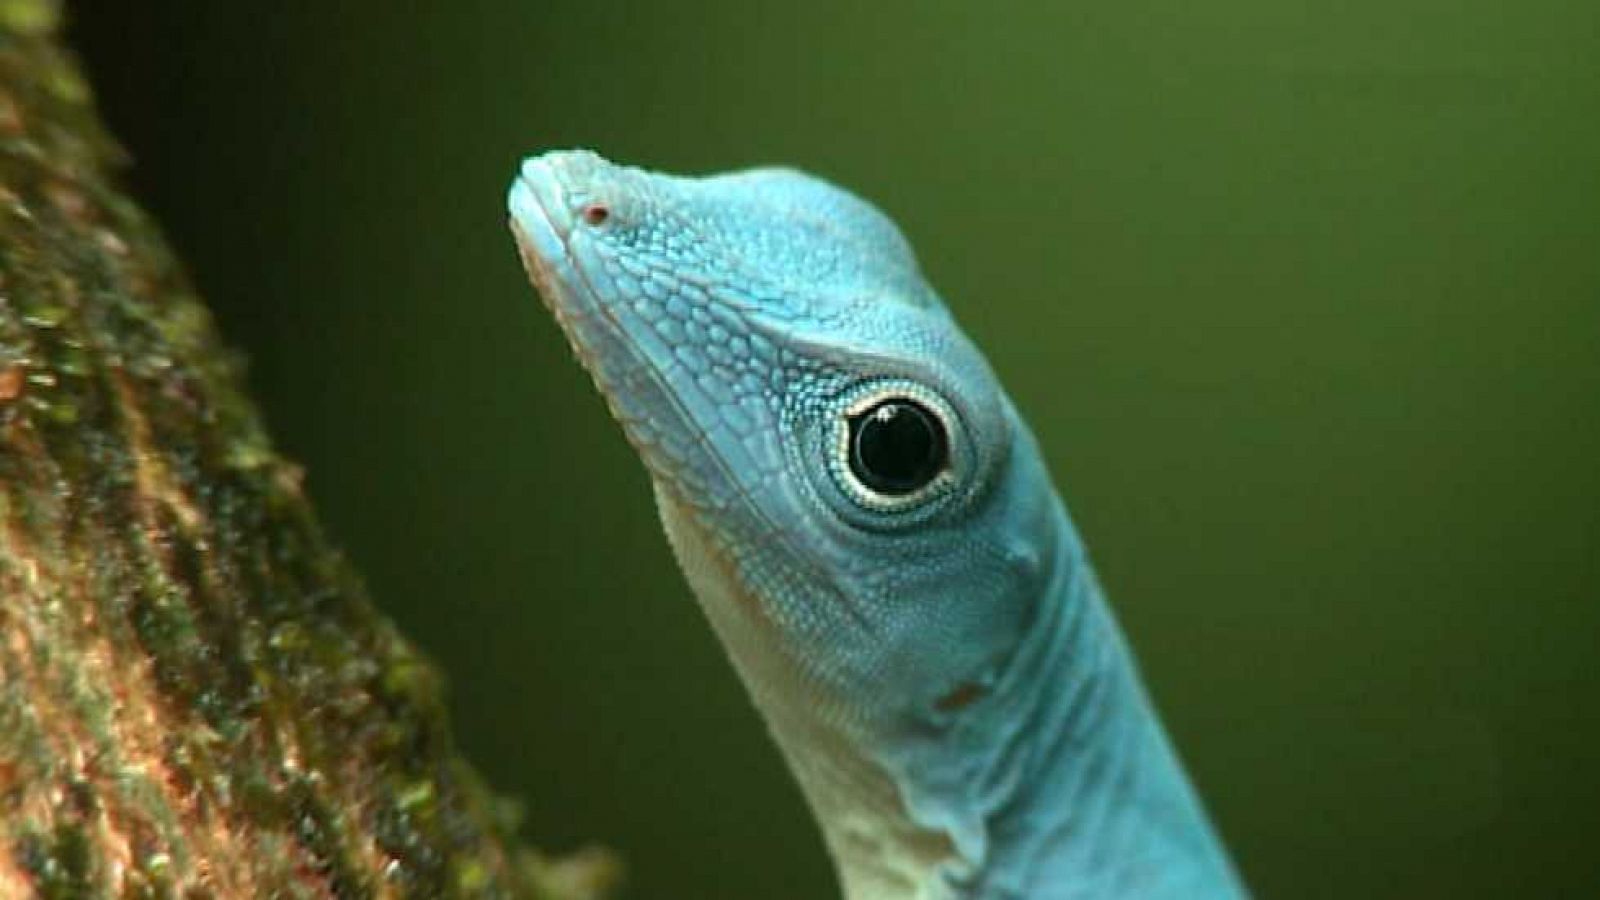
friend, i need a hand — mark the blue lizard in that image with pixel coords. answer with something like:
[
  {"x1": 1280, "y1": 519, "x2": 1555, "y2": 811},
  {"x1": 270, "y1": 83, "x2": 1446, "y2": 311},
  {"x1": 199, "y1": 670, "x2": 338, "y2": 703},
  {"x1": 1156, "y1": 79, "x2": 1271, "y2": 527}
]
[{"x1": 508, "y1": 150, "x2": 1247, "y2": 899}]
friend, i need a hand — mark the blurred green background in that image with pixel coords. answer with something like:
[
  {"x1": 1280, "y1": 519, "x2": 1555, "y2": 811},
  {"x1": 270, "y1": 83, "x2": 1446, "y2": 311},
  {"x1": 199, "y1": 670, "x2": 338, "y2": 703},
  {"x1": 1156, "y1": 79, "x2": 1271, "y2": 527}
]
[{"x1": 70, "y1": 3, "x2": 1598, "y2": 897}]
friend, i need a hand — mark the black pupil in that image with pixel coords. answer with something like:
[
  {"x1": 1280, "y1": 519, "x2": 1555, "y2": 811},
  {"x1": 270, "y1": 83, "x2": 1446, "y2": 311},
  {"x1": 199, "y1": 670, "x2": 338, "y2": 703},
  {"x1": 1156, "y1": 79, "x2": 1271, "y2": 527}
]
[{"x1": 848, "y1": 399, "x2": 948, "y2": 496}]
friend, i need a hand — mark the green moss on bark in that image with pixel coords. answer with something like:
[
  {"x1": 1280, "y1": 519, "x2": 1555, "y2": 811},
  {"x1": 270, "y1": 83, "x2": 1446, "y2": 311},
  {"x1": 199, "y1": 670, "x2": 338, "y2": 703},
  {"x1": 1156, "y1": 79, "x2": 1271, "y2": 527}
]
[{"x1": 0, "y1": 8, "x2": 616, "y2": 899}]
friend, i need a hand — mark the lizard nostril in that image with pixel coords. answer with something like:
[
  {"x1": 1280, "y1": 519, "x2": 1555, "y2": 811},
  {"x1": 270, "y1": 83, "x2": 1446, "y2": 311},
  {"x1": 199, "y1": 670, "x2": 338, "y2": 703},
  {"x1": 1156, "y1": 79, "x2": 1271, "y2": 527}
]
[{"x1": 580, "y1": 203, "x2": 610, "y2": 226}]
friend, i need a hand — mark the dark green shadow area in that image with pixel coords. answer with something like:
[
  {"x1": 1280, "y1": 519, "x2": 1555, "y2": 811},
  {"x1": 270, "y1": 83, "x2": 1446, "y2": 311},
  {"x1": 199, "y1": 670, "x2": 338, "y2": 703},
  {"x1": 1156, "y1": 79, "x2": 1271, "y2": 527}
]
[{"x1": 71, "y1": 3, "x2": 1600, "y2": 897}]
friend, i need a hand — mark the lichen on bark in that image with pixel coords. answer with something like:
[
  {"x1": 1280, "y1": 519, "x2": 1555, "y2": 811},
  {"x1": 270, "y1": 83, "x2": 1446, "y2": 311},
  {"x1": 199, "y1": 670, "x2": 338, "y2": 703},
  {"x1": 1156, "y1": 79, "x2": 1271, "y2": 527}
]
[{"x1": 0, "y1": 4, "x2": 614, "y2": 898}]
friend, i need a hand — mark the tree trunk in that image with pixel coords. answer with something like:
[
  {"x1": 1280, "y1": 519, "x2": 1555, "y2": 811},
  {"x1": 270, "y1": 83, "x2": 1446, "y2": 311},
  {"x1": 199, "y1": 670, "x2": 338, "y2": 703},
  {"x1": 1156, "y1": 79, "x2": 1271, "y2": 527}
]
[{"x1": 0, "y1": 5, "x2": 614, "y2": 898}]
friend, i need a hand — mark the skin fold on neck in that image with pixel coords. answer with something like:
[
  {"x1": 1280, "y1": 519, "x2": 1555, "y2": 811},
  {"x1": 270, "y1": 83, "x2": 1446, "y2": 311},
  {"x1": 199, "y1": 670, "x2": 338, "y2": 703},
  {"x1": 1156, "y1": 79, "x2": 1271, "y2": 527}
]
[{"x1": 656, "y1": 479, "x2": 1242, "y2": 899}]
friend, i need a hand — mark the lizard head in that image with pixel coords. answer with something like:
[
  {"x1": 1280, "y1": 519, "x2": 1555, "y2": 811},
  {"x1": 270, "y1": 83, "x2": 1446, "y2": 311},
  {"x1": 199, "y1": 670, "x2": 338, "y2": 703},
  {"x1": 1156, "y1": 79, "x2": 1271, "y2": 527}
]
[
  {"x1": 509, "y1": 149, "x2": 1246, "y2": 900},
  {"x1": 508, "y1": 148, "x2": 1061, "y2": 787}
]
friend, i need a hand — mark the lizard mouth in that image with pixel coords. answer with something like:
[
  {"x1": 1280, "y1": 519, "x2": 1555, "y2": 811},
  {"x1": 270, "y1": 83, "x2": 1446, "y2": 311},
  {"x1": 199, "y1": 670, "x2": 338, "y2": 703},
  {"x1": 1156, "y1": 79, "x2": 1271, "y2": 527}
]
[
  {"x1": 508, "y1": 158, "x2": 745, "y2": 501},
  {"x1": 508, "y1": 166, "x2": 596, "y2": 356},
  {"x1": 507, "y1": 161, "x2": 650, "y2": 411},
  {"x1": 509, "y1": 217, "x2": 590, "y2": 360}
]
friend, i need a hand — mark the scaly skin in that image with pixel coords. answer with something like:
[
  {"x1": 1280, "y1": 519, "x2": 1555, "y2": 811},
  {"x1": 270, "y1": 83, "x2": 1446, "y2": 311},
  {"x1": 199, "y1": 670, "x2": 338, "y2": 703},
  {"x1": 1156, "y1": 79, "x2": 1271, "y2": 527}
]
[{"x1": 508, "y1": 150, "x2": 1246, "y2": 900}]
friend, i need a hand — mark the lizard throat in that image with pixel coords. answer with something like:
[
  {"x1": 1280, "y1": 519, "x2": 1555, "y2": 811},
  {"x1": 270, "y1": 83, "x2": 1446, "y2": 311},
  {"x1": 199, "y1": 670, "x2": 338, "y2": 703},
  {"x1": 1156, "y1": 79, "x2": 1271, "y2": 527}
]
[{"x1": 653, "y1": 486, "x2": 959, "y2": 900}]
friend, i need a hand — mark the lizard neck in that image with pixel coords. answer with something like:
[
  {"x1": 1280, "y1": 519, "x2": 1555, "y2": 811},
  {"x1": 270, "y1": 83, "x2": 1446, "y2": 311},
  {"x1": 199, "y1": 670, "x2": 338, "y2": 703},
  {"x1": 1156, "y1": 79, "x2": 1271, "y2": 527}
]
[
  {"x1": 909, "y1": 518, "x2": 1246, "y2": 898},
  {"x1": 654, "y1": 484, "x2": 952, "y2": 896},
  {"x1": 658, "y1": 485, "x2": 1243, "y2": 899}
]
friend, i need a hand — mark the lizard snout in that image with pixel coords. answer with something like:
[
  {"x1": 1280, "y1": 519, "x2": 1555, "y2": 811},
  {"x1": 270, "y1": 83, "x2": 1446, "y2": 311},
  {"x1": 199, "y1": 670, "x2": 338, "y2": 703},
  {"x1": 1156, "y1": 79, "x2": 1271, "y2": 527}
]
[{"x1": 515, "y1": 149, "x2": 628, "y2": 240}]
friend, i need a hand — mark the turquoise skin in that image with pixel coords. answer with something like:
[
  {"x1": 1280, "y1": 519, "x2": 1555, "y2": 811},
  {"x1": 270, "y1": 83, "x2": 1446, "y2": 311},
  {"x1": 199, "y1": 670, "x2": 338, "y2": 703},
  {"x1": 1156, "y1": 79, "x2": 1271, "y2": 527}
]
[{"x1": 509, "y1": 150, "x2": 1245, "y2": 899}]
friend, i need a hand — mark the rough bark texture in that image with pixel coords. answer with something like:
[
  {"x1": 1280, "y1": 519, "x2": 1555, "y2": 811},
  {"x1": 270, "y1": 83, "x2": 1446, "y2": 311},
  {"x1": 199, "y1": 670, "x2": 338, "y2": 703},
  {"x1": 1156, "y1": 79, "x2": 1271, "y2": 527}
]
[{"x1": 0, "y1": 4, "x2": 615, "y2": 898}]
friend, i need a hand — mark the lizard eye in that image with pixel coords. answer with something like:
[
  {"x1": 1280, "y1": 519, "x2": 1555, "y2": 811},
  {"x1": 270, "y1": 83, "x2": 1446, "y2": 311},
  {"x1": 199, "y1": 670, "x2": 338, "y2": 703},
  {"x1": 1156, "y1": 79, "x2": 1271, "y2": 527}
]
[
  {"x1": 831, "y1": 382, "x2": 959, "y2": 515},
  {"x1": 848, "y1": 399, "x2": 947, "y2": 496}
]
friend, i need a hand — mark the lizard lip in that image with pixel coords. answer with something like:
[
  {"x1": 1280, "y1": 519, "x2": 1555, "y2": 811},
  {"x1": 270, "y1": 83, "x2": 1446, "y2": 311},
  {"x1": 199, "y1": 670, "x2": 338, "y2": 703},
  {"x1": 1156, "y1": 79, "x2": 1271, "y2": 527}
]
[
  {"x1": 508, "y1": 159, "x2": 572, "y2": 263},
  {"x1": 508, "y1": 153, "x2": 646, "y2": 390},
  {"x1": 508, "y1": 159, "x2": 585, "y2": 328}
]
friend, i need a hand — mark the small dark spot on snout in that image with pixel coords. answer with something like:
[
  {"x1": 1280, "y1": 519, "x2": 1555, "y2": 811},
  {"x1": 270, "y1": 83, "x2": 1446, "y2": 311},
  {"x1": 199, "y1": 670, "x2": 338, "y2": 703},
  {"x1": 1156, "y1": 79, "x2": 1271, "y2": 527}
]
[
  {"x1": 580, "y1": 203, "x2": 610, "y2": 226},
  {"x1": 934, "y1": 681, "x2": 987, "y2": 713}
]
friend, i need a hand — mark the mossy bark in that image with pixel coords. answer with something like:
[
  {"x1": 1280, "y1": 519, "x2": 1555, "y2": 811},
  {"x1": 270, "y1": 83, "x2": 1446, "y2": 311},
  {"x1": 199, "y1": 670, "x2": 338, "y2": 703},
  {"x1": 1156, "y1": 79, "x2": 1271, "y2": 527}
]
[{"x1": 0, "y1": 5, "x2": 614, "y2": 898}]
